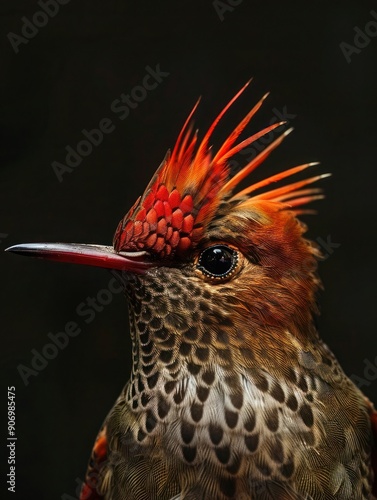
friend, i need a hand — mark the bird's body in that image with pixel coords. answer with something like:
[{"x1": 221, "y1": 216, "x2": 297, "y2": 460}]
[
  {"x1": 87, "y1": 272, "x2": 373, "y2": 499},
  {"x1": 81, "y1": 266, "x2": 374, "y2": 499},
  {"x1": 7, "y1": 82, "x2": 376, "y2": 499}
]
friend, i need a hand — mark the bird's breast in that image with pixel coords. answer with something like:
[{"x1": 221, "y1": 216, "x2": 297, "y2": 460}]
[
  {"x1": 122, "y1": 365, "x2": 319, "y2": 481},
  {"x1": 105, "y1": 352, "x2": 373, "y2": 499}
]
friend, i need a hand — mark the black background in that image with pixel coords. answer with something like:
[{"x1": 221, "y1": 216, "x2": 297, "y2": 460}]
[{"x1": 1, "y1": 1, "x2": 377, "y2": 498}]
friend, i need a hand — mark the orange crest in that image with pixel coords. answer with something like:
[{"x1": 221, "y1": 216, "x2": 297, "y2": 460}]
[{"x1": 113, "y1": 81, "x2": 327, "y2": 258}]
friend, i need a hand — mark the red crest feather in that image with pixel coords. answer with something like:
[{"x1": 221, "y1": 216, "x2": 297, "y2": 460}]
[{"x1": 113, "y1": 81, "x2": 328, "y2": 257}]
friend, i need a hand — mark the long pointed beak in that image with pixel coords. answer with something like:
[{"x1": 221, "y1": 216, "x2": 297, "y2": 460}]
[{"x1": 5, "y1": 243, "x2": 152, "y2": 273}]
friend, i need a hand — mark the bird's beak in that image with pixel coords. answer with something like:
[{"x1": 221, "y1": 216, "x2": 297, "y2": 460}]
[{"x1": 5, "y1": 243, "x2": 152, "y2": 273}]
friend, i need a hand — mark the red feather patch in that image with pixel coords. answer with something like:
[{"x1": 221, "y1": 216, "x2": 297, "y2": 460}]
[
  {"x1": 80, "y1": 428, "x2": 108, "y2": 500},
  {"x1": 113, "y1": 81, "x2": 327, "y2": 258}
]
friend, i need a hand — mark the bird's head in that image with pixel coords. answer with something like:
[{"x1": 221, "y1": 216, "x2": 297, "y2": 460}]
[{"x1": 7, "y1": 82, "x2": 328, "y2": 355}]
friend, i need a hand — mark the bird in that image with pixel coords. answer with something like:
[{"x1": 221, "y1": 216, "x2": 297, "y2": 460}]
[{"x1": 6, "y1": 81, "x2": 377, "y2": 499}]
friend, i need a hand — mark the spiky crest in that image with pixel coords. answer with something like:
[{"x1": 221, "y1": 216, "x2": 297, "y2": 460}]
[{"x1": 113, "y1": 82, "x2": 326, "y2": 257}]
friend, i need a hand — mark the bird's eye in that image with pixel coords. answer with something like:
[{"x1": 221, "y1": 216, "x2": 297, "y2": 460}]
[{"x1": 197, "y1": 245, "x2": 238, "y2": 279}]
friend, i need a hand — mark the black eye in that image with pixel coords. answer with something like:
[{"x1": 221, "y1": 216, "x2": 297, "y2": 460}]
[{"x1": 197, "y1": 245, "x2": 238, "y2": 279}]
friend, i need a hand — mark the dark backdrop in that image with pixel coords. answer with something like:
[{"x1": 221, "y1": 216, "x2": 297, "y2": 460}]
[{"x1": 1, "y1": 1, "x2": 377, "y2": 498}]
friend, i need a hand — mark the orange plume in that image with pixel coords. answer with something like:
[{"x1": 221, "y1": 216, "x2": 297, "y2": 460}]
[{"x1": 113, "y1": 83, "x2": 326, "y2": 257}]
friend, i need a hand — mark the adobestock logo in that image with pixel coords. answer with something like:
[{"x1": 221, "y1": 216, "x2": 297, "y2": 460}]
[
  {"x1": 340, "y1": 9, "x2": 377, "y2": 63},
  {"x1": 7, "y1": 0, "x2": 71, "y2": 54},
  {"x1": 17, "y1": 273, "x2": 124, "y2": 386},
  {"x1": 51, "y1": 64, "x2": 170, "y2": 182},
  {"x1": 349, "y1": 356, "x2": 377, "y2": 390},
  {"x1": 213, "y1": 0, "x2": 243, "y2": 22}
]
